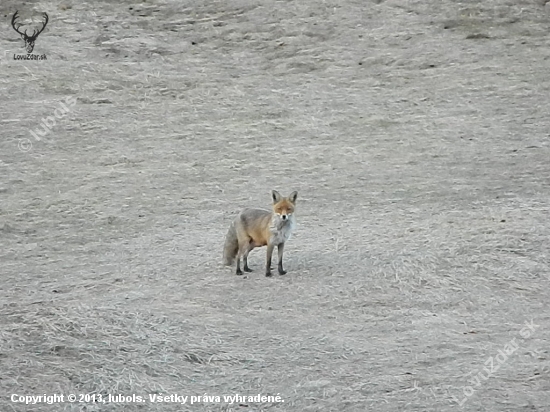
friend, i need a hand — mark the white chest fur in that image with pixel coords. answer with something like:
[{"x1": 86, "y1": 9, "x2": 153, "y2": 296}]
[{"x1": 270, "y1": 215, "x2": 296, "y2": 245}]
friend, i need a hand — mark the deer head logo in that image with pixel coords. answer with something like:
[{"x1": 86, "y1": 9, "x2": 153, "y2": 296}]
[{"x1": 11, "y1": 11, "x2": 49, "y2": 54}]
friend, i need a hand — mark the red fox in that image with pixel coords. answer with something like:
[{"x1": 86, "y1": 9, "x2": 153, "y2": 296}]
[{"x1": 223, "y1": 190, "x2": 298, "y2": 277}]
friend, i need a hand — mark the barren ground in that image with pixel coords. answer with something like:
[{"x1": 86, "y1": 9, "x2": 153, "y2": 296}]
[{"x1": 1, "y1": 0, "x2": 550, "y2": 411}]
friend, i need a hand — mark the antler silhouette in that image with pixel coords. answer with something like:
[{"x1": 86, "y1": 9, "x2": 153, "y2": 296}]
[{"x1": 11, "y1": 11, "x2": 49, "y2": 53}]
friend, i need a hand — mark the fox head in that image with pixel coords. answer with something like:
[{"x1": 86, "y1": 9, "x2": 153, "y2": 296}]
[{"x1": 271, "y1": 190, "x2": 298, "y2": 221}]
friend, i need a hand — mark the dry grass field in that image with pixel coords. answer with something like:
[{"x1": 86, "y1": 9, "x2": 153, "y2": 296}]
[{"x1": 1, "y1": 0, "x2": 550, "y2": 411}]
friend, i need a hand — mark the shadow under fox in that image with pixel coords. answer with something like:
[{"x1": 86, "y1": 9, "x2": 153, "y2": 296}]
[{"x1": 223, "y1": 190, "x2": 298, "y2": 277}]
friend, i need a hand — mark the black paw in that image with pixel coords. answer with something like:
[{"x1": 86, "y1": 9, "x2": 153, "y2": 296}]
[
  {"x1": 278, "y1": 269, "x2": 287, "y2": 275},
  {"x1": 244, "y1": 267, "x2": 253, "y2": 272},
  {"x1": 265, "y1": 271, "x2": 273, "y2": 277},
  {"x1": 236, "y1": 269, "x2": 243, "y2": 276}
]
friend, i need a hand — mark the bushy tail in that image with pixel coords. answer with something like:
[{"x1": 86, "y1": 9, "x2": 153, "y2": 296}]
[{"x1": 223, "y1": 222, "x2": 238, "y2": 266}]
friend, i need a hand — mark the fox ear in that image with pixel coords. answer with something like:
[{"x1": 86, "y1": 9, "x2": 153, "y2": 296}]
[
  {"x1": 271, "y1": 190, "x2": 282, "y2": 204},
  {"x1": 288, "y1": 191, "x2": 298, "y2": 204}
]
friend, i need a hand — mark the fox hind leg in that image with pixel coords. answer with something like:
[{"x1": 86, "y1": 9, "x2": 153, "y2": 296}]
[
  {"x1": 243, "y1": 240, "x2": 254, "y2": 272},
  {"x1": 235, "y1": 241, "x2": 247, "y2": 276},
  {"x1": 236, "y1": 238, "x2": 254, "y2": 275},
  {"x1": 235, "y1": 257, "x2": 243, "y2": 276}
]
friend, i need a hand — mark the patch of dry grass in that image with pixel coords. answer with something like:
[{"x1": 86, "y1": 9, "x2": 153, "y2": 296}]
[{"x1": 1, "y1": 0, "x2": 550, "y2": 411}]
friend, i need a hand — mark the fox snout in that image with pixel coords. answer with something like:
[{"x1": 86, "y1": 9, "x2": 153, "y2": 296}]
[{"x1": 279, "y1": 212, "x2": 293, "y2": 221}]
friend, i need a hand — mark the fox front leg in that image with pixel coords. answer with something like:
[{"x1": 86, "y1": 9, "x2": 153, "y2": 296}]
[
  {"x1": 277, "y1": 243, "x2": 287, "y2": 275},
  {"x1": 265, "y1": 243, "x2": 275, "y2": 277}
]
